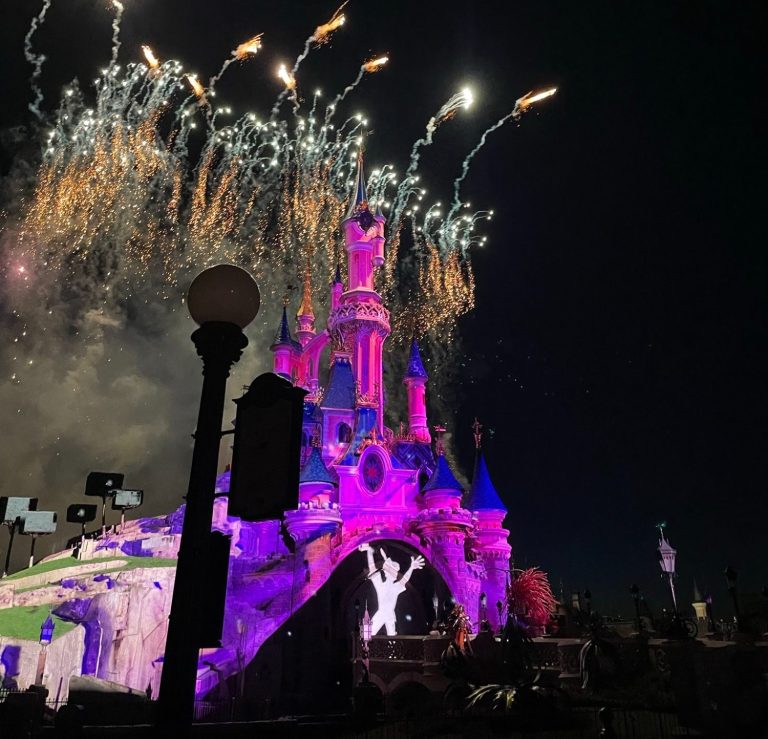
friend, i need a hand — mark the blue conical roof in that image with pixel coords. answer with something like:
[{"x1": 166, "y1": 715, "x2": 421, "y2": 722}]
[
  {"x1": 270, "y1": 306, "x2": 300, "y2": 350},
  {"x1": 344, "y1": 153, "x2": 369, "y2": 220},
  {"x1": 423, "y1": 454, "x2": 463, "y2": 493},
  {"x1": 321, "y1": 356, "x2": 356, "y2": 409},
  {"x1": 333, "y1": 262, "x2": 343, "y2": 285},
  {"x1": 404, "y1": 339, "x2": 428, "y2": 380},
  {"x1": 466, "y1": 452, "x2": 506, "y2": 511},
  {"x1": 300, "y1": 446, "x2": 338, "y2": 485}
]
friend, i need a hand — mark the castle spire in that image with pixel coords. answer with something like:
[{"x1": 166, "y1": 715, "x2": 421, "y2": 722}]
[
  {"x1": 270, "y1": 302, "x2": 300, "y2": 379},
  {"x1": 271, "y1": 304, "x2": 293, "y2": 347},
  {"x1": 297, "y1": 266, "x2": 314, "y2": 320},
  {"x1": 344, "y1": 149, "x2": 369, "y2": 221},
  {"x1": 466, "y1": 451, "x2": 506, "y2": 511},
  {"x1": 296, "y1": 265, "x2": 316, "y2": 346},
  {"x1": 403, "y1": 339, "x2": 430, "y2": 443}
]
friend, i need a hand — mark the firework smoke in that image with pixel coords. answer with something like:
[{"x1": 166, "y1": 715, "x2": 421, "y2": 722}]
[
  {"x1": 110, "y1": 1, "x2": 124, "y2": 65},
  {"x1": 23, "y1": 0, "x2": 53, "y2": 119}
]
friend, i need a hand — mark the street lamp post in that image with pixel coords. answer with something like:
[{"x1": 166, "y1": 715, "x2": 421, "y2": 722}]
[
  {"x1": 360, "y1": 602, "x2": 373, "y2": 681},
  {"x1": 630, "y1": 584, "x2": 643, "y2": 634},
  {"x1": 157, "y1": 265, "x2": 260, "y2": 729}
]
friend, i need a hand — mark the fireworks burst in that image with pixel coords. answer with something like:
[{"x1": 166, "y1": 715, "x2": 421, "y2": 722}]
[{"x1": 2, "y1": 4, "x2": 556, "y2": 478}]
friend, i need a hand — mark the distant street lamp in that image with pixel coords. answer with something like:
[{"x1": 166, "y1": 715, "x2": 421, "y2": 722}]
[
  {"x1": 157, "y1": 265, "x2": 260, "y2": 729},
  {"x1": 723, "y1": 565, "x2": 743, "y2": 633},
  {"x1": 360, "y1": 602, "x2": 373, "y2": 681},
  {"x1": 656, "y1": 522, "x2": 678, "y2": 614},
  {"x1": 630, "y1": 583, "x2": 643, "y2": 634}
]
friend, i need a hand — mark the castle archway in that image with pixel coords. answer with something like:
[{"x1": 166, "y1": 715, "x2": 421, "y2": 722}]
[{"x1": 237, "y1": 538, "x2": 452, "y2": 716}]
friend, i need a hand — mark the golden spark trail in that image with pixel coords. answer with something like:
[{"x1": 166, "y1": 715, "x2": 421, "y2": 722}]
[
  {"x1": 277, "y1": 64, "x2": 296, "y2": 91},
  {"x1": 141, "y1": 45, "x2": 160, "y2": 69},
  {"x1": 209, "y1": 33, "x2": 264, "y2": 95},
  {"x1": 234, "y1": 33, "x2": 263, "y2": 59}
]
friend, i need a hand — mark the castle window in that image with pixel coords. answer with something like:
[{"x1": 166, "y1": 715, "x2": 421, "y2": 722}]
[{"x1": 337, "y1": 423, "x2": 352, "y2": 444}]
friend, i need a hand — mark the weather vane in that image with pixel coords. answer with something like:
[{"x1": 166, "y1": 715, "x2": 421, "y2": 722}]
[
  {"x1": 433, "y1": 424, "x2": 447, "y2": 455},
  {"x1": 472, "y1": 417, "x2": 483, "y2": 450}
]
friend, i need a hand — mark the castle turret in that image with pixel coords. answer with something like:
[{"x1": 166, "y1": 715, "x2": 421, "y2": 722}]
[
  {"x1": 328, "y1": 151, "x2": 390, "y2": 431},
  {"x1": 466, "y1": 422, "x2": 511, "y2": 632},
  {"x1": 298, "y1": 446, "x2": 338, "y2": 506},
  {"x1": 403, "y1": 339, "x2": 431, "y2": 443},
  {"x1": 270, "y1": 305, "x2": 300, "y2": 380},
  {"x1": 284, "y1": 445, "x2": 341, "y2": 542},
  {"x1": 422, "y1": 454, "x2": 463, "y2": 510},
  {"x1": 412, "y1": 440, "x2": 477, "y2": 615}
]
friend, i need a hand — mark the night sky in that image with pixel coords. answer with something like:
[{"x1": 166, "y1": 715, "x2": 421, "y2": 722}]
[{"x1": 1, "y1": 1, "x2": 765, "y2": 615}]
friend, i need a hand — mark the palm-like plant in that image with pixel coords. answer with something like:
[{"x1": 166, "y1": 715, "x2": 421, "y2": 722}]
[{"x1": 507, "y1": 567, "x2": 557, "y2": 632}]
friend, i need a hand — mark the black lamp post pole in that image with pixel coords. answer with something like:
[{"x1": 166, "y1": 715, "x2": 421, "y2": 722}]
[
  {"x1": 157, "y1": 322, "x2": 247, "y2": 728},
  {"x1": 724, "y1": 566, "x2": 743, "y2": 633},
  {"x1": 630, "y1": 584, "x2": 642, "y2": 634},
  {"x1": 3, "y1": 521, "x2": 17, "y2": 577}
]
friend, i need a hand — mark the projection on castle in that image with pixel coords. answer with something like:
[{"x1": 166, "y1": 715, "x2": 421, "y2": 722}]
[{"x1": 0, "y1": 158, "x2": 512, "y2": 702}]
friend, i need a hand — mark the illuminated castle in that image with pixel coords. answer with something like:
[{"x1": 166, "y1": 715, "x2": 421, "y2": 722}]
[
  {"x1": 207, "y1": 154, "x2": 513, "y2": 696},
  {"x1": 0, "y1": 156, "x2": 512, "y2": 703}
]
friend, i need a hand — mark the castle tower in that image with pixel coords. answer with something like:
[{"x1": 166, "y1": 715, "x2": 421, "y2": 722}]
[
  {"x1": 403, "y1": 340, "x2": 431, "y2": 443},
  {"x1": 297, "y1": 445, "x2": 338, "y2": 506},
  {"x1": 466, "y1": 422, "x2": 511, "y2": 632},
  {"x1": 412, "y1": 444, "x2": 477, "y2": 615},
  {"x1": 270, "y1": 304, "x2": 301, "y2": 380},
  {"x1": 328, "y1": 152, "x2": 390, "y2": 432}
]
